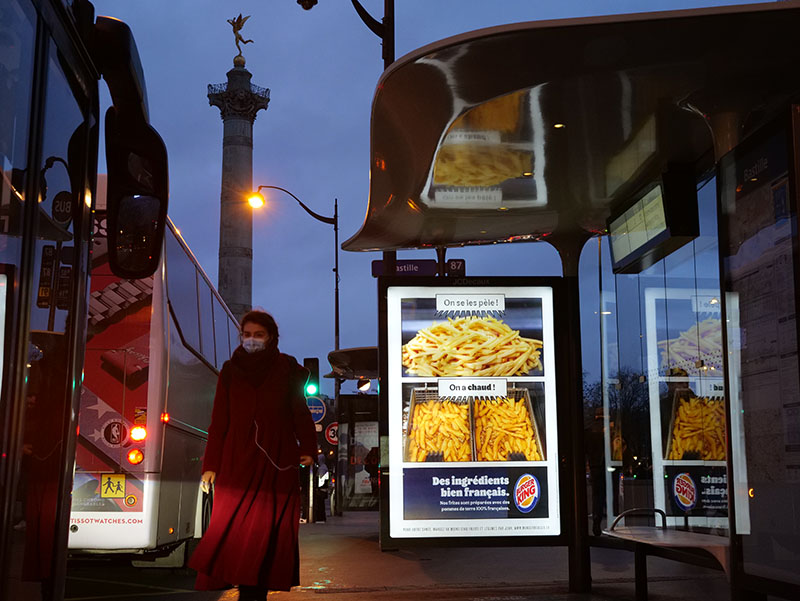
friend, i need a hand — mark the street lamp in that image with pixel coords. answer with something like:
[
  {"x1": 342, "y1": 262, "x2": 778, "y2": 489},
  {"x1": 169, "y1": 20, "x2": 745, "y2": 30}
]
[
  {"x1": 251, "y1": 184, "x2": 343, "y2": 515},
  {"x1": 249, "y1": 184, "x2": 340, "y2": 354},
  {"x1": 298, "y1": 0, "x2": 397, "y2": 276},
  {"x1": 297, "y1": 0, "x2": 396, "y2": 518},
  {"x1": 298, "y1": 0, "x2": 394, "y2": 69}
]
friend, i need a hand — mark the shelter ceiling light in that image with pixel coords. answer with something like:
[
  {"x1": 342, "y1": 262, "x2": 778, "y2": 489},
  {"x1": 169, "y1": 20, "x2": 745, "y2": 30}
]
[{"x1": 357, "y1": 378, "x2": 371, "y2": 392}]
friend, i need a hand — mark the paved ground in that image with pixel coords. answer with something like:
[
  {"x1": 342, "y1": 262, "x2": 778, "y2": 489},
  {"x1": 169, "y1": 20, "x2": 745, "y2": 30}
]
[{"x1": 65, "y1": 511, "x2": 730, "y2": 601}]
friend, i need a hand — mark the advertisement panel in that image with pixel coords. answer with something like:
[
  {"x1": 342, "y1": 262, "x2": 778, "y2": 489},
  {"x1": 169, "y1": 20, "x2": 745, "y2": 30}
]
[
  {"x1": 385, "y1": 281, "x2": 560, "y2": 538},
  {"x1": 68, "y1": 211, "x2": 158, "y2": 549}
]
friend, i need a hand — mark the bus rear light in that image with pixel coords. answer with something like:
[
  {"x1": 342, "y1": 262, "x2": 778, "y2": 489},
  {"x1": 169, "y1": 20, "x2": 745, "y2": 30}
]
[
  {"x1": 160, "y1": 412, "x2": 170, "y2": 423},
  {"x1": 130, "y1": 426, "x2": 147, "y2": 441},
  {"x1": 127, "y1": 449, "x2": 144, "y2": 465}
]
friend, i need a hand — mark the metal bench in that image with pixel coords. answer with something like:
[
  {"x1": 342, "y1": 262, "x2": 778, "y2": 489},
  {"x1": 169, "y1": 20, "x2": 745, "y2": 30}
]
[{"x1": 602, "y1": 508, "x2": 730, "y2": 601}]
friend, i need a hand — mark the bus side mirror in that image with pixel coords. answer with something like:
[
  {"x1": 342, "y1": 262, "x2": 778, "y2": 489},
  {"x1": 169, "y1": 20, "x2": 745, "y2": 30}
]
[
  {"x1": 94, "y1": 15, "x2": 168, "y2": 279},
  {"x1": 105, "y1": 107, "x2": 168, "y2": 279}
]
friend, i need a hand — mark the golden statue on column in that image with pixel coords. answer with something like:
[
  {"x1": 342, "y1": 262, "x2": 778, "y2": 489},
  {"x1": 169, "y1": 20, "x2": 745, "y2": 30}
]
[{"x1": 228, "y1": 14, "x2": 253, "y2": 66}]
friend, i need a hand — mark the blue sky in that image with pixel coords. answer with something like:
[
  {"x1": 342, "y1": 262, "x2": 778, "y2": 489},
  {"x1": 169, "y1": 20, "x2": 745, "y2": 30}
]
[{"x1": 90, "y1": 0, "x2": 763, "y2": 396}]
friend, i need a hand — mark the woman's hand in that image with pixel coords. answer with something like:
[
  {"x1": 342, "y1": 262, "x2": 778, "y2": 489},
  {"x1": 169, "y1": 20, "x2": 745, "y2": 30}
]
[
  {"x1": 299, "y1": 455, "x2": 313, "y2": 467},
  {"x1": 201, "y1": 470, "x2": 216, "y2": 493}
]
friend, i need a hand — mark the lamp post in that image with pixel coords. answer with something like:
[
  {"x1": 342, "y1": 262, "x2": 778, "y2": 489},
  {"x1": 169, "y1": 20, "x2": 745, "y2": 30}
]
[
  {"x1": 249, "y1": 185, "x2": 339, "y2": 354},
  {"x1": 298, "y1": 0, "x2": 396, "y2": 276},
  {"x1": 296, "y1": 0, "x2": 395, "y2": 518},
  {"x1": 250, "y1": 185, "x2": 343, "y2": 515}
]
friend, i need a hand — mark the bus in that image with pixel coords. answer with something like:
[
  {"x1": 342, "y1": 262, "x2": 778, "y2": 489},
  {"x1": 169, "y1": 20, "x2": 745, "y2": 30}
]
[
  {"x1": 67, "y1": 196, "x2": 235, "y2": 555},
  {"x1": 0, "y1": 2, "x2": 171, "y2": 599}
]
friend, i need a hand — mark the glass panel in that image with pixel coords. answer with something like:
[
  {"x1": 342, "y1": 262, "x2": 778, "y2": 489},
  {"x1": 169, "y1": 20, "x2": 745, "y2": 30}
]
[
  {"x1": 17, "y1": 39, "x2": 88, "y2": 599},
  {"x1": 0, "y1": 0, "x2": 36, "y2": 382},
  {"x1": 197, "y1": 278, "x2": 214, "y2": 365},
  {"x1": 595, "y1": 179, "x2": 727, "y2": 532},
  {"x1": 212, "y1": 296, "x2": 230, "y2": 369},
  {"x1": 228, "y1": 317, "x2": 240, "y2": 356},
  {"x1": 164, "y1": 231, "x2": 200, "y2": 351},
  {"x1": 166, "y1": 313, "x2": 216, "y2": 432},
  {"x1": 611, "y1": 270, "x2": 654, "y2": 525},
  {"x1": 719, "y1": 118, "x2": 800, "y2": 584},
  {"x1": 0, "y1": 1, "x2": 36, "y2": 598}
]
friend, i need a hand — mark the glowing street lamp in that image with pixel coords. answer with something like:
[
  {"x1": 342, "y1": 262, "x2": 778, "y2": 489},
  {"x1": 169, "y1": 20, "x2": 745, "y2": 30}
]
[{"x1": 247, "y1": 192, "x2": 265, "y2": 208}]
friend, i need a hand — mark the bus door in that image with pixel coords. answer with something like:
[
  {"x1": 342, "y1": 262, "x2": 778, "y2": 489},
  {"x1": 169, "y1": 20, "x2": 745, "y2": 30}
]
[
  {"x1": 0, "y1": 1, "x2": 96, "y2": 599},
  {"x1": 0, "y1": 3, "x2": 170, "y2": 600}
]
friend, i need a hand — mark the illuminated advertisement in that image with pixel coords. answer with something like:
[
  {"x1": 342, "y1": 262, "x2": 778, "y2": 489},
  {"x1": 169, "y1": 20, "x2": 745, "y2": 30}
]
[
  {"x1": 385, "y1": 281, "x2": 560, "y2": 538},
  {"x1": 644, "y1": 286, "x2": 729, "y2": 528}
]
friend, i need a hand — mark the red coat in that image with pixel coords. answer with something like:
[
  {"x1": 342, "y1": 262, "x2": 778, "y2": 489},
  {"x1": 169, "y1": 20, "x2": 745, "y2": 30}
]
[{"x1": 189, "y1": 345, "x2": 318, "y2": 591}]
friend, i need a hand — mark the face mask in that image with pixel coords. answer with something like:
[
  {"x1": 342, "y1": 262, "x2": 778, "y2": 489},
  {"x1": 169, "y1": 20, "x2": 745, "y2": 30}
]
[{"x1": 242, "y1": 337, "x2": 266, "y2": 353}]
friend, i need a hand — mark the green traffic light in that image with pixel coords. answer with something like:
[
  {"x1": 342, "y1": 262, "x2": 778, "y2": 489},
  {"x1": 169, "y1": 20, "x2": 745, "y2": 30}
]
[{"x1": 306, "y1": 383, "x2": 318, "y2": 396}]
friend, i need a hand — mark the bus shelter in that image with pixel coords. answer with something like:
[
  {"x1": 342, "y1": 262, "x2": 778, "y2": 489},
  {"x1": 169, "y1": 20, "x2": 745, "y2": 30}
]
[{"x1": 342, "y1": 3, "x2": 800, "y2": 600}]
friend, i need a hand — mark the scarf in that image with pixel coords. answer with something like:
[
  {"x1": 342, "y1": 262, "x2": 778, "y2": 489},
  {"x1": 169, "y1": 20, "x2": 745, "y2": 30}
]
[{"x1": 229, "y1": 339, "x2": 281, "y2": 388}]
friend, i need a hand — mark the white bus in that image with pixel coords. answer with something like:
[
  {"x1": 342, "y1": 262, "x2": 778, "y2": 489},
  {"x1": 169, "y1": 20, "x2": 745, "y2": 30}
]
[{"x1": 68, "y1": 194, "x2": 237, "y2": 556}]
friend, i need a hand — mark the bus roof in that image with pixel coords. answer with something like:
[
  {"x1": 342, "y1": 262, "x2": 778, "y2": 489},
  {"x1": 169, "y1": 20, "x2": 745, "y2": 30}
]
[{"x1": 342, "y1": 1, "x2": 800, "y2": 252}]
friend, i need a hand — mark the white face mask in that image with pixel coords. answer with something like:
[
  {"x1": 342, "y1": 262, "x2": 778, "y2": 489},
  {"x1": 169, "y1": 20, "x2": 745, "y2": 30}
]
[{"x1": 242, "y1": 337, "x2": 267, "y2": 353}]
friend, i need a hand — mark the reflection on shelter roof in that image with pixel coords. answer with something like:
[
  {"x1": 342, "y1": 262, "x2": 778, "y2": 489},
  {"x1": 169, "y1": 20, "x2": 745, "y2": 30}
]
[
  {"x1": 343, "y1": 2, "x2": 800, "y2": 252},
  {"x1": 326, "y1": 346, "x2": 378, "y2": 380}
]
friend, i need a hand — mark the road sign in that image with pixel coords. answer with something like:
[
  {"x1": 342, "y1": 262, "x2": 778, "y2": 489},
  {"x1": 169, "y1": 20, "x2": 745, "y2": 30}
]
[
  {"x1": 371, "y1": 259, "x2": 437, "y2": 277},
  {"x1": 325, "y1": 421, "x2": 338, "y2": 445},
  {"x1": 52, "y1": 190, "x2": 74, "y2": 225},
  {"x1": 306, "y1": 396, "x2": 326, "y2": 424},
  {"x1": 36, "y1": 245, "x2": 56, "y2": 308}
]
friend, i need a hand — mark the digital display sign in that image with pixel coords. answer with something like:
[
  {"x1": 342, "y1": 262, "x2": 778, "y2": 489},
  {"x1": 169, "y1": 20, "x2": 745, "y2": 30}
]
[
  {"x1": 607, "y1": 166, "x2": 698, "y2": 274},
  {"x1": 384, "y1": 282, "x2": 561, "y2": 539}
]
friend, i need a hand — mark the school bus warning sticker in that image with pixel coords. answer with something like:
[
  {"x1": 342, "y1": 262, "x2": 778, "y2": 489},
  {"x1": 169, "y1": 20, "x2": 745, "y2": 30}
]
[{"x1": 100, "y1": 474, "x2": 125, "y2": 498}]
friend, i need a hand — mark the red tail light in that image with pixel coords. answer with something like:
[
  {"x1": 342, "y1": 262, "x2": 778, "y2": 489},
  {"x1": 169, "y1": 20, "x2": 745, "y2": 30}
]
[{"x1": 127, "y1": 449, "x2": 144, "y2": 465}]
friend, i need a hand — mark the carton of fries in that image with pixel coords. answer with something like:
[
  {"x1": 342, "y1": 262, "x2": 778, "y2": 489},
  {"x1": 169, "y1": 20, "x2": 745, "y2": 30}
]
[
  {"x1": 664, "y1": 389, "x2": 727, "y2": 461},
  {"x1": 404, "y1": 387, "x2": 544, "y2": 463},
  {"x1": 474, "y1": 388, "x2": 544, "y2": 462},
  {"x1": 405, "y1": 389, "x2": 473, "y2": 462}
]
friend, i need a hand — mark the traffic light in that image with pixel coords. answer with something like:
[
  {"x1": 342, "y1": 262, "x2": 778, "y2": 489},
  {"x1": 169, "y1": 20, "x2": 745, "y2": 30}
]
[{"x1": 303, "y1": 357, "x2": 319, "y2": 396}]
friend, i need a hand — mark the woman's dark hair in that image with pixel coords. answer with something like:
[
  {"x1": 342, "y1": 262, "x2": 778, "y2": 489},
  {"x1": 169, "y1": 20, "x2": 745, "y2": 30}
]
[{"x1": 240, "y1": 310, "x2": 279, "y2": 342}]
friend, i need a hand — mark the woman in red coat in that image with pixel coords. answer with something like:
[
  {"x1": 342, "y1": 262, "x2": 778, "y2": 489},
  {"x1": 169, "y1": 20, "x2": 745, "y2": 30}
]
[{"x1": 189, "y1": 310, "x2": 318, "y2": 601}]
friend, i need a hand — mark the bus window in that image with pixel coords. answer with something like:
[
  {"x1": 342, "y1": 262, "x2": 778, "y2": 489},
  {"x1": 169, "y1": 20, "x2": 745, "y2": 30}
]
[
  {"x1": 212, "y1": 295, "x2": 231, "y2": 369},
  {"x1": 0, "y1": 0, "x2": 35, "y2": 392},
  {"x1": 198, "y1": 277, "x2": 215, "y2": 365},
  {"x1": 228, "y1": 315, "x2": 240, "y2": 355},
  {"x1": 165, "y1": 231, "x2": 200, "y2": 351}
]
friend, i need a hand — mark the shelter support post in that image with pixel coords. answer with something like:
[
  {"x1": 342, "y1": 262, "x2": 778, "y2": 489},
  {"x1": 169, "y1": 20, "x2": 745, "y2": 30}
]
[
  {"x1": 635, "y1": 543, "x2": 648, "y2": 601},
  {"x1": 550, "y1": 233, "x2": 591, "y2": 593},
  {"x1": 436, "y1": 246, "x2": 446, "y2": 276}
]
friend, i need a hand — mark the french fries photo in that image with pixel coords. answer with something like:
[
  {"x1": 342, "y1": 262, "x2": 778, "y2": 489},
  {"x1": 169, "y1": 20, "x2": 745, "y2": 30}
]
[
  {"x1": 667, "y1": 396, "x2": 726, "y2": 461},
  {"x1": 402, "y1": 316, "x2": 543, "y2": 377},
  {"x1": 433, "y1": 144, "x2": 532, "y2": 188},
  {"x1": 406, "y1": 400, "x2": 472, "y2": 462},
  {"x1": 658, "y1": 317, "x2": 722, "y2": 375},
  {"x1": 474, "y1": 396, "x2": 542, "y2": 461}
]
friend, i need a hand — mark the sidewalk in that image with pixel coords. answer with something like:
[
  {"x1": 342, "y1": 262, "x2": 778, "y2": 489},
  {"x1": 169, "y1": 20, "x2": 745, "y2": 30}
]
[
  {"x1": 264, "y1": 511, "x2": 730, "y2": 601},
  {"x1": 64, "y1": 510, "x2": 730, "y2": 600}
]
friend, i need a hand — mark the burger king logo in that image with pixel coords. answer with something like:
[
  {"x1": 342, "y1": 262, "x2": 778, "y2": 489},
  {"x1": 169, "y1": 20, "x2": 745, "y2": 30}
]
[
  {"x1": 673, "y1": 472, "x2": 697, "y2": 511},
  {"x1": 514, "y1": 474, "x2": 540, "y2": 513}
]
